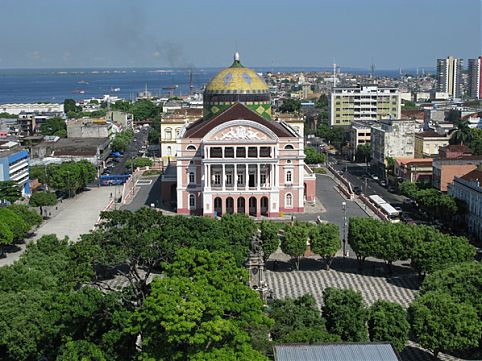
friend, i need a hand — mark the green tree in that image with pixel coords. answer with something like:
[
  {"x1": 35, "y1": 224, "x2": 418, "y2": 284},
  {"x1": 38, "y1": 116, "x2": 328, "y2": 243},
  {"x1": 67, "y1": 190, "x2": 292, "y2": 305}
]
[
  {"x1": 402, "y1": 100, "x2": 418, "y2": 109},
  {"x1": 148, "y1": 128, "x2": 160, "y2": 145},
  {"x1": 0, "y1": 208, "x2": 29, "y2": 241},
  {"x1": 111, "y1": 100, "x2": 131, "y2": 112},
  {"x1": 64, "y1": 98, "x2": 81, "y2": 114},
  {"x1": 46, "y1": 161, "x2": 96, "y2": 196},
  {"x1": 309, "y1": 223, "x2": 340, "y2": 270},
  {"x1": 408, "y1": 291, "x2": 480, "y2": 359},
  {"x1": 270, "y1": 294, "x2": 339, "y2": 344},
  {"x1": 40, "y1": 117, "x2": 67, "y2": 137},
  {"x1": 368, "y1": 300, "x2": 409, "y2": 352},
  {"x1": 468, "y1": 128, "x2": 482, "y2": 155},
  {"x1": 410, "y1": 232, "x2": 475, "y2": 276},
  {"x1": 281, "y1": 223, "x2": 309, "y2": 270},
  {"x1": 376, "y1": 223, "x2": 409, "y2": 273},
  {"x1": 304, "y1": 146, "x2": 326, "y2": 164},
  {"x1": 356, "y1": 143, "x2": 371, "y2": 163},
  {"x1": 322, "y1": 287, "x2": 369, "y2": 342},
  {"x1": 29, "y1": 165, "x2": 47, "y2": 182},
  {"x1": 56, "y1": 340, "x2": 107, "y2": 361},
  {"x1": 220, "y1": 213, "x2": 257, "y2": 265},
  {"x1": 130, "y1": 99, "x2": 160, "y2": 120},
  {"x1": 0, "y1": 180, "x2": 22, "y2": 203},
  {"x1": 450, "y1": 119, "x2": 472, "y2": 145},
  {"x1": 385, "y1": 156, "x2": 396, "y2": 175},
  {"x1": 125, "y1": 157, "x2": 153, "y2": 170},
  {"x1": 29, "y1": 191, "x2": 58, "y2": 207},
  {"x1": 279, "y1": 99, "x2": 301, "y2": 113},
  {"x1": 348, "y1": 217, "x2": 383, "y2": 269},
  {"x1": 0, "y1": 222, "x2": 14, "y2": 246},
  {"x1": 8, "y1": 204, "x2": 42, "y2": 229},
  {"x1": 421, "y1": 262, "x2": 482, "y2": 318},
  {"x1": 129, "y1": 249, "x2": 271, "y2": 361},
  {"x1": 399, "y1": 181, "x2": 419, "y2": 199},
  {"x1": 260, "y1": 221, "x2": 279, "y2": 261}
]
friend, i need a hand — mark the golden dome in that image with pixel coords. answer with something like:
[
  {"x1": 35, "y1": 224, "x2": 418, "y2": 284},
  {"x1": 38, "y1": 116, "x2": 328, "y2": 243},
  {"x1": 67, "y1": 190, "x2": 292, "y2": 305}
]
[{"x1": 205, "y1": 54, "x2": 269, "y2": 94}]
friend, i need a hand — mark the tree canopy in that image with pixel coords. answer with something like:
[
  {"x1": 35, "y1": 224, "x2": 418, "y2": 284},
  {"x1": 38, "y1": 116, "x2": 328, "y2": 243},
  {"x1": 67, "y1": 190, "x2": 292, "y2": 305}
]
[
  {"x1": 368, "y1": 300, "x2": 409, "y2": 352},
  {"x1": 279, "y1": 99, "x2": 301, "y2": 113},
  {"x1": 46, "y1": 161, "x2": 96, "y2": 196},
  {"x1": 0, "y1": 181, "x2": 22, "y2": 203},
  {"x1": 309, "y1": 223, "x2": 340, "y2": 270},
  {"x1": 304, "y1": 146, "x2": 326, "y2": 164},
  {"x1": 29, "y1": 191, "x2": 57, "y2": 207},
  {"x1": 281, "y1": 223, "x2": 309, "y2": 270},
  {"x1": 39, "y1": 117, "x2": 67, "y2": 137}
]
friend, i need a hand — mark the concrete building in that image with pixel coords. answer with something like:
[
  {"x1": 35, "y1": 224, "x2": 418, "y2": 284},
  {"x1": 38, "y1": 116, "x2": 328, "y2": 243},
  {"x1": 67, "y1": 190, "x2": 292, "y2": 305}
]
[
  {"x1": 395, "y1": 158, "x2": 433, "y2": 183},
  {"x1": 330, "y1": 84, "x2": 401, "y2": 127},
  {"x1": 349, "y1": 121, "x2": 372, "y2": 161},
  {"x1": 448, "y1": 166, "x2": 482, "y2": 241},
  {"x1": 414, "y1": 131, "x2": 450, "y2": 158},
  {"x1": 432, "y1": 145, "x2": 482, "y2": 191},
  {"x1": 436, "y1": 56, "x2": 463, "y2": 98},
  {"x1": 467, "y1": 56, "x2": 482, "y2": 99},
  {"x1": 107, "y1": 111, "x2": 133, "y2": 129},
  {"x1": 0, "y1": 103, "x2": 64, "y2": 115},
  {"x1": 66, "y1": 118, "x2": 113, "y2": 139},
  {"x1": 161, "y1": 53, "x2": 316, "y2": 217},
  {"x1": 30, "y1": 137, "x2": 111, "y2": 169},
  {"x1": 370, "y1": 119, "x2": 420, "y2": 177},
  {"x1": 0, "y1": 143, "x2": 30, "y2": 196}
]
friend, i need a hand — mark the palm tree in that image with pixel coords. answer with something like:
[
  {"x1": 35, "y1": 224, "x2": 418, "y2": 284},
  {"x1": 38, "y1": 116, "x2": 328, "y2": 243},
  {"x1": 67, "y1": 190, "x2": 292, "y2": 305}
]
[{"x1": 450, "y1": 119, "x2": 472, "y2": 145}]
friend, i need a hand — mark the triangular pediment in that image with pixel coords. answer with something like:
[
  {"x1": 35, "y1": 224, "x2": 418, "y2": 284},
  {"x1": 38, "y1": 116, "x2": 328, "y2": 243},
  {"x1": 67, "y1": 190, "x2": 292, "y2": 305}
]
[{"x1": 183, "y1": 103, "x2": 294, "y2": 139}]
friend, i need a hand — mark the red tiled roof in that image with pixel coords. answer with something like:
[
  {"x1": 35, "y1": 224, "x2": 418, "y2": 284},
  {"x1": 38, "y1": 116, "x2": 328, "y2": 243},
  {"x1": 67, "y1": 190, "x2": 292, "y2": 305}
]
[
  {"x1": 401, "y1": 110, "x2": 424, "y2": 119},
  {"x1": 461, "y1": 111, "x2": 482, "y2": 120},
  {"x1": 445, "y1": 144, "x2": 472, "y2": 153},
  {"x1": 183, "y1": 103, "x2": 294, "y2": 138},
  {"x1": 460, "y1": 168, "x2": 482, "y2": 182}
]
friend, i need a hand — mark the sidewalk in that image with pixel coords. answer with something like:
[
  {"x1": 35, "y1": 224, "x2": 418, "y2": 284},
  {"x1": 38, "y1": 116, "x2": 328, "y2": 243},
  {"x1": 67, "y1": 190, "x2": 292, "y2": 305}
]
[{"x1": 0, "y1": 186, "x2": 114, "y2": 267}]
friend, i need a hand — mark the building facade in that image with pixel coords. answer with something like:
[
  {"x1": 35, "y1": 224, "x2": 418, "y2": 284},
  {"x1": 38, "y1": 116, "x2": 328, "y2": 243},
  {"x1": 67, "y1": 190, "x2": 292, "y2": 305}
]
[
  {"x1": 66, "y1": 118, "x2": 113, "y2": 139},
  {"x1": 161, "y1": 54, "x2": 316, "y2": 217},
  {"x1": 349, "y1": 121, "x2": 372, "y2": 161},
  {"x1": 329, "y1": 84, "x2": 401, "y2": 127},
  {"x1": 370, "y1": 119, "x2": 419, "y2": 177},
  {"x1": 414, "y1": 131, "x2": 449, "y2": 158},
  {"x1": 448, "y1": 167, "x2": 482, "y2": 241},
  {"x1": 432, "y1": 145, "x2": 482, "y2": 191},
  {"x1": 467, "y1": 56, "x2": 482, "y2": 99},
  {"x1": 0, "y1": 146, "x2": 30, "y2": 196},
  {"x1": 436, "y1": 56, "x2": 463, "y2": 98}
]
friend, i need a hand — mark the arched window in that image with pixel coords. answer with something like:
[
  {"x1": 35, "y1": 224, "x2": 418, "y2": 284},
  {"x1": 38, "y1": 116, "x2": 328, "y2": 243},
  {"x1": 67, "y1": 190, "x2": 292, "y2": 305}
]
[
  {"x1": 285, "y1": 193, "x2": 293, "y2": 208},
  {"x1": 284, "y1": 144, "x2": 294, "y2": 150},
  {"x1": 167, "y1": 146, "x2": 172, "y2": 155},
  {"x1": 286, "y1": 170, "x2": 292, "y2": 183},
  {"x1": 189, "y1": 194, "x2": 195, "y2": 209},
  {"x1": 187, "y1": 145, "x2": 196, "y2": 151},
  {"x1": 175, "y1": 128, "x2": 181, "y2": 138},
  {"x1": 165, "y1": 127, "x2": 172, "y2": 140}
]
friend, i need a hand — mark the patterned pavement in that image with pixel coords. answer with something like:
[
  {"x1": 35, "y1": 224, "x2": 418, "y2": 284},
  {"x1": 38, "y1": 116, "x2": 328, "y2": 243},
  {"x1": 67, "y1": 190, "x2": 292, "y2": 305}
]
[{"x1": 265, "y1": 256, "x2": 470, "y2": 361}]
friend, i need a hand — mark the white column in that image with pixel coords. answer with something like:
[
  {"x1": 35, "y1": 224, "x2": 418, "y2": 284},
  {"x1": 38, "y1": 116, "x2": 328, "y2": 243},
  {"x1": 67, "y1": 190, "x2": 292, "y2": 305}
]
[
  {"x1": 275, "y1": 164, "x2": 279, "y2": 187},
  {"x1": 222, "y1": 164, "x2": 226, "y2": 191},
  {"x1": 257, "y1": 163, "x2": 261, "y2": 191},
  {"x1": 269, "y1": 164, "x2": 273, "y2": 187},
  {"x1": 245, "y1": 163, "x2": 249, "y2": 189},
  {"x1": 234, "y1": 164, "x2": 238, "y2": 191}
]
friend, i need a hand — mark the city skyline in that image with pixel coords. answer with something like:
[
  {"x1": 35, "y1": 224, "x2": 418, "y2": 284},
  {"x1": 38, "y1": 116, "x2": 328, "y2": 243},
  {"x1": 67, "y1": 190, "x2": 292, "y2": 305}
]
[{"x1": 0, "y1": 0, "x2": 480, "y2": 69}]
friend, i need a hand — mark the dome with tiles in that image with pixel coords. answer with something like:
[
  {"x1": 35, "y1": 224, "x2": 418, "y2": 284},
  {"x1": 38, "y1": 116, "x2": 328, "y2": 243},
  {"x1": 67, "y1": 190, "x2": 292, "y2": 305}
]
[{"x1": 203, "y1": 52, "x2": 271, "y2": 120}]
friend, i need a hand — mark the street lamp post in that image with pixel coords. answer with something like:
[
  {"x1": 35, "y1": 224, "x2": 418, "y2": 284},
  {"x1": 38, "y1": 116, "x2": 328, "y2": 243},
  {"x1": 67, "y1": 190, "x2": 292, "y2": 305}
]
[{"x1": 342, "y1": 201, "x2": 347, "y2": 257}]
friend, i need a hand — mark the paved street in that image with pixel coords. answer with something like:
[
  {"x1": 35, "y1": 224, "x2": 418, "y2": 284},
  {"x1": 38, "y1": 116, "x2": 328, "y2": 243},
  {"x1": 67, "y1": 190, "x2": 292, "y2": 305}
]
[
  {"x1": 110, "y1": 127, "x2": 149, "y2": 175},
  {"x1": 121, "y1": 174, "x2": 162, "y2": 211},
  {"x1": 0, "y1": 186, "x2": 113, "y2": 267}
]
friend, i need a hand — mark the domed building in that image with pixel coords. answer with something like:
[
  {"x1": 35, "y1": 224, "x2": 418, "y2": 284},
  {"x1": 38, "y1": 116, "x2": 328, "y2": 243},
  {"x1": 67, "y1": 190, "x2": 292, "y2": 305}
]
[
  {"x1": 203, "y1": 52, "x2": 272, "y2": 120},
  {"x1": 161, "y1": 53, "x2": 316, "y2": 218}
]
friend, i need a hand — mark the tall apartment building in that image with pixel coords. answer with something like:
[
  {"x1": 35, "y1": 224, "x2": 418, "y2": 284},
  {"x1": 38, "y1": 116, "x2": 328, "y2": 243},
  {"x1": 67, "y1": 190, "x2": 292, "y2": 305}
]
[
  {"x1": 329, "y1": 85, "x2": 400, "y2": 127},
  {"x1": 436, "y1": 56, "x2": 463, "y2": 98},
  {"x1": 468, "y1": 56, "x2": 482, "y2": 99}
]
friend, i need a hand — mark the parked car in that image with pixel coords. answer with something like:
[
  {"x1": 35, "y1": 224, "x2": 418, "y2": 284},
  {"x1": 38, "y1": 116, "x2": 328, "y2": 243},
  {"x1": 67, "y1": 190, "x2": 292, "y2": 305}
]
[
  {"x1": 353, "y1": 186, "x2": 362, "y2": 195},
  {"x1": 403, "y1": 198, "x2": 416, "y2": 206},
  {"x1": 387, "y1": 186, "x2": 396, "y2": 193},
  {"x1": 379, "y1": 180, "x2": 387, "y2": 187},
  {"x1": 394, "y1": 206, "x2": 402, "y2": 212},
  {"x1": 371, "y1": 174, "x2": 379, "y2": 181}
]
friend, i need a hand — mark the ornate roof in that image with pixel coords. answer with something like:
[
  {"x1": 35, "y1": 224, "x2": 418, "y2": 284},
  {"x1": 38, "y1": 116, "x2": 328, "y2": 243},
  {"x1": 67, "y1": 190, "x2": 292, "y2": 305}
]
[{"x1": 205, "y1": 53, "x2": 269, "y2": 94}]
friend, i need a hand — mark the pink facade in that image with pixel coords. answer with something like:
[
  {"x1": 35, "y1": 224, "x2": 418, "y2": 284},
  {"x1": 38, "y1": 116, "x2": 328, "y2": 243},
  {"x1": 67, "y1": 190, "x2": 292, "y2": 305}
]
[{"x1": 165, "y1": 103, "x2": 316, "y2": 218}]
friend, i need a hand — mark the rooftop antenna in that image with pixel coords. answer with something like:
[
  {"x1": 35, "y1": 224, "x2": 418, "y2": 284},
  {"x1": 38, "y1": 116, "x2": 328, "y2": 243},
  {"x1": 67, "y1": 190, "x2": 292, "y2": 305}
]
[
  {"x1": 189, "y1": 68, "x2": 193, "y2": 97},
  {"x1": 333, "y1": 58, "x2": 337, "y2": 88}
]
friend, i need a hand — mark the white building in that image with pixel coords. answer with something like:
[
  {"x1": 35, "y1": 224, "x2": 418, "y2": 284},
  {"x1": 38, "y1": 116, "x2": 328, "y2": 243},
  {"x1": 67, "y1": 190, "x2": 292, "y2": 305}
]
[
  {"x1": 349, "y1": 121, "x2": 372, "y2": 161},
  {"x1": 370, "y1": 119, "x2": 420, "y2": 177},
  {"x1": 448, "y1": 166, "x2": 482, "y2": 241},
  {"x1": 330, "y1": 84, "x2": 401, "y2": 127},
  {"x1": 0, "y1": 103, "x2": 64, "y2": 115}
]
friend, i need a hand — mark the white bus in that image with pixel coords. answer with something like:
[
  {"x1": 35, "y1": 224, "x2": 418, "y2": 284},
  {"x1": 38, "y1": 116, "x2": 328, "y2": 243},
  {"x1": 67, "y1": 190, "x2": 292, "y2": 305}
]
[{"x1": 368, "y1": 195, "x2": 400, "y2": 223}]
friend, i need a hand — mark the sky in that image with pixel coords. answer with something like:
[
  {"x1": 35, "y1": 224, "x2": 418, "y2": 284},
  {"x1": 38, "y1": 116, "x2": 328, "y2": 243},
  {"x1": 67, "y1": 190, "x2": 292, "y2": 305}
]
[{"x1": 0, "y1": 0, "x2": 480, "y2": 69}]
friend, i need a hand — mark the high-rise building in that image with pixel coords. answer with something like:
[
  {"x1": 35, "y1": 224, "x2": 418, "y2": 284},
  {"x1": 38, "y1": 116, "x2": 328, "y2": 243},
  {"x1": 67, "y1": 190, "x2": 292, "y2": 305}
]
[
  {"x1": 468, "y1": 56, "x2": 482, "y2": 99},
  {"x1": 329, "y1": 84, "x2": 401, "y2": 127},
  {"x1": 436, "y1": 56, "x2": 463, "y2": 98}
]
